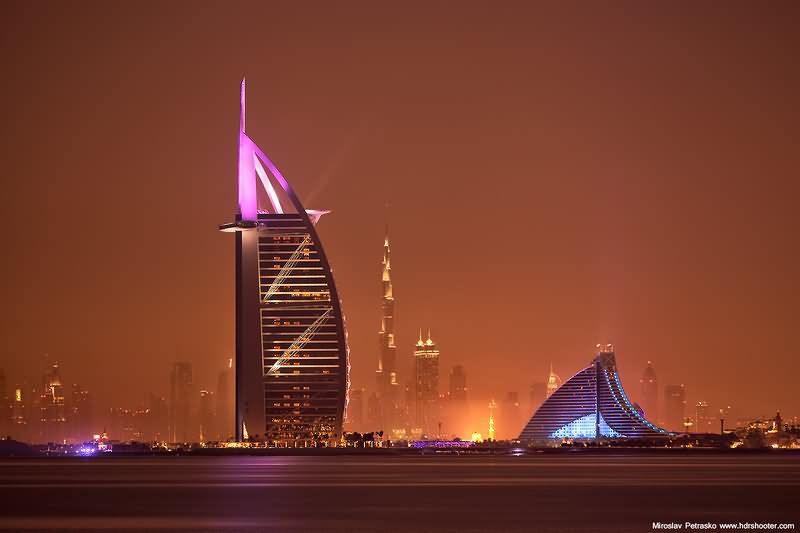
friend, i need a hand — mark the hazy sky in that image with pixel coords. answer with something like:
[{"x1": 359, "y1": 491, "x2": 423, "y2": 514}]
[{"x1": 1, "y1": 1, "x2": 798, "y2": 421}]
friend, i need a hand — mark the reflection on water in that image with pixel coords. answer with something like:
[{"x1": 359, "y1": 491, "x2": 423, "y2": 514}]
[{"x1": 1, "y1": 455, "x2": 798, "y2": 531}]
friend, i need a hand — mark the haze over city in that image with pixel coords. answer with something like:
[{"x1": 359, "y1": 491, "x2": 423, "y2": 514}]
[{"x1": 1, "y1": 1, "x2": 798, "y2": 437}]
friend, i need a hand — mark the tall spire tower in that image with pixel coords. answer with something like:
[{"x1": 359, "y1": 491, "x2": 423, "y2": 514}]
[
  {"x1": 220, "y1": 79, "x2": 349, "y2": 445},
  {"x1": 376, "y1": 226, "x2": 398, "y2": 433},
  {"x1": 546, "y1": 363, "x2": 562, "y2": 398}
]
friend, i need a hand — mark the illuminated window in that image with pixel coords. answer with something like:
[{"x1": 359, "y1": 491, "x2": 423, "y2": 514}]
[{"x1": 548, "y1": 414, "x2": 624, "y2": 439}]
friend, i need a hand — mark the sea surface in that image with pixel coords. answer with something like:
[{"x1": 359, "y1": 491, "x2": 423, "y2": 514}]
[{"x1": 1, "y1": 452, "x2": 798, "y2": 532}]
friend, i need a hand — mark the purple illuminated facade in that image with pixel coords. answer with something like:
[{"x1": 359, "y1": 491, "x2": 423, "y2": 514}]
[{"x1": 220, "y1": 80, "x2": 349, "y2": 446}]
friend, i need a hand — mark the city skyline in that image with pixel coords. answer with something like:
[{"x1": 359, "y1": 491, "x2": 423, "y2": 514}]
[
  {"x1": 1, "y1": 4, "x2": 797, "y2": 531},
  {"x1": 2, "y1": 3, "x2": 798, "y2": 429}
]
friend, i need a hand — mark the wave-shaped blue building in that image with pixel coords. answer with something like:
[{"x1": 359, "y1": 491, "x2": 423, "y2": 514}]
[{"x1": 519, "y1": 345, "x2": 672, "y2": 442}]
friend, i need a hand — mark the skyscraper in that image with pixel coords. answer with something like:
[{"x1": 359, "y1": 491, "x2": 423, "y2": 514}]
[
  {"x1": 215, "y1": 358, "x2": 234, "y2": 441},
  {"x1": 11, "y1": 383, "x2": 27, "y2": 442},
  {"x1": 40, "y1": 363, "x2": 66, "y2": 443},
  {"x1": 147, "y1": 393, "x2": 169, "y2": 443},
  {"x1": 366, "y1": 392, "x2": 381, "y2": 430},
  {"x1": 219, "y1": 79, "x2": 348, "y2": 445},
  {"x1": 529, "y1": 382, "x2": 546, "y2": 413},
  {"x1": 488, "y1": 399, "x2": 497, "y2": 441},
  {"x1": 69, "y1": 384, "x2": 91, "y2": 442},
  {"x1": 694, "y1": 401, "x2": 712, "y2": 433},
  {"x1": 345, "y1": 387, "x2": 365, "y2": 431},
  {"x1": 375, "y1": 229, "x2": 399, "y2": 433},
  {"x1": 663, "y1": 384, "x2": 686, "y2": 432},
  {"x1": 546, "y1": 364, "x2": 562, "y2": 398},
  {"x1": 199, "y1": 390, "x2": 216, "y2": 443},
  {"x1": 639, "y1": 361, "x2": 658, "y2": 423},
  {"x1": 109, "y1": 407, "x2": 137, "y2": 442},
  {"x1": 414, "y1": 331, "x2": 440, "y2": 437},
  {"x1": 449, "y1": 365, "x2": 467, "y2": 403},
  {"x1": 0, "y1": 370, "x2": 10, "y2": 437},
  {"x1": 444, "y1": 365, "x2": 467, "y2": 438},
  {"x1": 169, "y1": 362, "x2": 194, "y2": 443},
  {"x1": 500, "y1": 391, "x2": 522, "y2": 440}
]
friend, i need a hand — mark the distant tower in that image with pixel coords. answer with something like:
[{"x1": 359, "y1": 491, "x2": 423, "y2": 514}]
[
  {"x1": 694, "y1": 401, "x2": 711, "y2": 433},
  {"x1": 366, "y1": 391, "x2": 381, "y2": 430},
  {"x1": 40, "y1": 362, "x2": 67, "y2": 443},
  {"x1": 414, "y1": 330, "x2": 440, "y2": 437},
  {"x1": 488, "y1": 399, "x2": 497, "y2": 440},
  {"x1": 198, "y1": 389, "x2": 215, "y2": 443},
  {"x1": 663, "y1": 384, "x2": 686, "y2": 432},
  {"x1": 169, "y1": 362, "x2": 194, "y2": 443},
  {"x1": 500, "y1": 392, "x2": 521, "y2": 440},
  {"x1": 147, "y1": 394, "x2": 169, "y2": 443},
  {"x1": 376, "y1": 227, "x2": 399, "y2": 433},
  {"x1": 0, "y1": 370, "x2": 9, "y2": 437},
  {"x1": 346, "y1": 387, "x2": 366, "y2": 431},
  {"x1": 772, "y1": 411, "x2": 783, "y2": 432},
  {"x1": 11, "y1": 383, "x2": 27, "y2": 441},
  {"x1": 639, "y1": 361, "x2": 658, "y2": 423},
  {"x1": 449, "y1": 365, "x2": 467, "y2": 403},
  {"x1": 69, "y1": 384, "x2": 91, "y2": 442},
  {"x1": 529, "y1": 382, "x2": 546, "y2": 413},
  {"x1": 546, "y1": 364, "x2": 562, "y2": 398},
  {"x1": 215, "y1": 358, "x2": 234, "y2": 441}
]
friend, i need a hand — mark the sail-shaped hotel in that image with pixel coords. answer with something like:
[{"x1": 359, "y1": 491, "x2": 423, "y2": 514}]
[{"x1": 220, "y1": 80, "x2": 348, "y2": 446}]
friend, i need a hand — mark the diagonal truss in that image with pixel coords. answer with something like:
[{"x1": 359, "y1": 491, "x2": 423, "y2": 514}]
[
  {"x1": 262, "y1": 235, "x2": 311, "y2": 303},
  {"x1": 266, "y1": 307, "x2": 332, "y2": 376}
]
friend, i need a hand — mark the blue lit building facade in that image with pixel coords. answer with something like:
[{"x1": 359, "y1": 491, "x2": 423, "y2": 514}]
[{"x1": 518, "y1": 345, "x2": 671, "y2": 442}]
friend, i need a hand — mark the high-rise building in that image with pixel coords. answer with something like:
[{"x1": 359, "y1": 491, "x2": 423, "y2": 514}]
[
  {"x1": 109, "y1": 407, "x2": 145, "y2": 442},
  {"x1": 345, "y1": 387, "x2": 365, "y2": 431},
  {"x1": 546, "y1": 364, "x2": 562, "y2": 398},
  {"x1": 488, "y1": 399, "x2": 497, "y2": 440},
  {"x1": 718, "y1": 404, "x2": 735, "y2": 432},
  {"x1": 444, "y1": 365, "x2": 467, "y2": 439},
  {"x1": 663, "y1": 384, "x2": 686, "y2": 432},
  {"x1": 109, "y1": 408, "x2": 128, "y2": 441},
  {"x1": 366, "y1": 392, "x2": 381, "y2": 431},
  {"x1": 500, "y1": 392, "x2": 522, "y2": 440},
  {"x1": 375, "y1": 228, "x2": 400, "y2": 433},
  {"x1": 529, "y1": 382, "x2": 546, "y2": 414},
  {"x1": 146, "y1": 394, "x2": 168, "y2": 443},
  {"x1": 694, "y1": 401, "x2": 712, "y2": 433},
  {"x1": 69, "y1": 384, "x2": 91, "y2": 442},
  {"x1": 0, "y1": 370, "x2": 10, "y2": 437},
  {"x1": 449, "y1": 365, "x2": 467, "y2": 403},
  {"x1": 414, "y1": 330, "x2": 440, "y2": 437},
  {"x1": 199, "y1": 390, "x2": 216, "y2": 443},
  {"x1": 11, "y1": 383, "x2": 27, "y2": 441},
  {"x1": 216, "y1": 358, "x2": 234, "y2": 441},
  {"x1": 639, "y1": 361, "x2": 658, "y2": 424},
  {"x1": 40, "y1": 363, "x2": 67, "y2": 443},
  {"x1": 169, "y1": 362, "x2": 194, "y2": 443},
  {"x1": 219, "y1": 80, "x2": 348, "y2": 445},
  {"x1": 520, "y1": 345, "x2": 671, "y2": 442}
]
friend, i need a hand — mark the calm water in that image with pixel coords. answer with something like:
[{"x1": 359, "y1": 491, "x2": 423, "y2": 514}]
[{"x1": 1, "y1": 453, "x2": 798, "y2": 531}]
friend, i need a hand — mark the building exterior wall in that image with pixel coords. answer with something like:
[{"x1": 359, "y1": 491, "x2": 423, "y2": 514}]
[
  {"x1": 255, "y1": 214, "x2": 347, "y2": 445},
  {"x1": 224, "y1": 80, "x2": 348, "y2": 446},
  {"x1": 519, "y1": 348, "x2": 671, "y2": 443}
]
